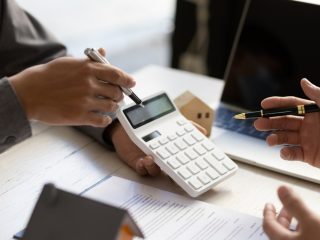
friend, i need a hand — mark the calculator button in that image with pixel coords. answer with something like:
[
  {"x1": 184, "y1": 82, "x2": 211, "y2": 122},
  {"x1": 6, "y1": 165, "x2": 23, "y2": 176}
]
[
  {"x1": 159, "y1": 138, "x2": 169, "y2": 145},
  {"x1": 193, "y1": 145, "x2": 207, "y2": 156},
  {"x1": 165, "y1": 144, "x2": 179, "y2": 155},
  {"x1": 195, "y1": 159, "x2": 208, "y2": 170},
  {"x1": 177, "y1": 119, "x2": 187, "y2": 126},
  {"x1": 178, "y1": 168, "x2": 192, "y2": 179},
  {"x1": 176, "y1": 129, "x2": 186, "y2": 136},
  {"x1": 211, "y1": 150, "x2": 225, "y2": 161},
  {"x1": 222, "y1": 158, "x2": 237, "y2": 170},
  {"x1": 149, "y1": 142, "x2": 160, "y2": 150},
  {"x1": 197, "y1": 174, "x2": 211, "y2": 185},
  {"x1": 183, "y1": 135, "x2": 196, "y2": 146},
  {"x1": 184, "y1": 125, "x2": 194, "y2": 132},
  {"x1": 168, "y1": 134, "x2": 177, "y2": 141},
  {"x1": 206, "y1": 168, "x2": 219, "y2": 180},
  {"x1": 174, "y1": 139, "x2": 188, "y2": 150},
  {"x1": 189, "y1": 178, "x2": 203, "y2": 190},
  {"x1": 184, "y1": 149, "x2": 198, "y2": 160},
  {"x1": 187, "y1": 163, "x2": 200, "y2": 174},
  {"x1": 204, "y1": 156, "x2": 227, "y2": 175},
  {"x1": 201, "y1": 140, "x2": 214, "y2": 151},
  {"x1": 156, "y1": 148, "x2": 171, "y2": 159},
  {"x1": 191, "y1": 132, "x2": 205, "y2": 142},
  {"x1": 176, "y1": 153, "x2": 190, "y2": 165},
  {"x1": 167, "y1": 159, "x2": 181, "y2": 169}
]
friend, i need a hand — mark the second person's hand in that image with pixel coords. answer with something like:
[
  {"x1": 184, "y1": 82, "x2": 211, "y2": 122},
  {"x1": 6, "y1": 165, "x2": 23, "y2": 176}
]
[{"x1": 254, "y1": 78, "x2": 320, "y2": 167}]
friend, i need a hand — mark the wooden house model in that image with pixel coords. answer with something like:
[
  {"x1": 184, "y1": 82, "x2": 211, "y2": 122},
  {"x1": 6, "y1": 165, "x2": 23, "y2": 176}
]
[{"x1": 174, "y1": 91, "x2": 214, "y2": 135}]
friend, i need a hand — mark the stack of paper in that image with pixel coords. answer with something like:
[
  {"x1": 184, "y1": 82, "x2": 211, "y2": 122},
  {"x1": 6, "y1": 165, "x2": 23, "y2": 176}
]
[{"x1": 84, "y1": 176, "x2": 267, "y2": 240}]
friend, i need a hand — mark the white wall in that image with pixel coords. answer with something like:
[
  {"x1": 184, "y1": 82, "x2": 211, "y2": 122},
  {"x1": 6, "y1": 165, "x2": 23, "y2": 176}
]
[{"x1": 16, "y1": 0, "x2": 176, "y2": 72}]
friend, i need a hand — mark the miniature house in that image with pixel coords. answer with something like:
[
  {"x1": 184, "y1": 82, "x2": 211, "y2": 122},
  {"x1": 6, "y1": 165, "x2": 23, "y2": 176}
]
[
  {"x1": 18, "y1": 184, "x2": 143, "y2": 240},
  {"x1": 174, "y1": 91, "x2": 214, "y2": 136}
]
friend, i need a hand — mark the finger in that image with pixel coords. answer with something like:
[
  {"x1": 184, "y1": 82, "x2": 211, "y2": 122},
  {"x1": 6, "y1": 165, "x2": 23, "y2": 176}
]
[
  {"x1": 261, "y1": 96, "x2": 313, "y2": 109},
  {"x1": 141, "y1": 156, "x2": 161, "y2": 176},
  {"x1": 84, "y1": 113, "x2": 112, "y2": 127},
  {"x1": 135, "y1": 158, "x2": 148, "y2": 176},
  {"x1": 91, "y1": 64, "x2": 136, "y2": 88},
  {"x1": 277, "y1": 207, "x2": 293, "y2": 229},
  {"x1": 300, "y1": 78, "x2": 320, "y2": 106},
  {"x1": 266, "y1": 132, "x2": 300, "y2": 146},
  {"x1": 190, "y1": 121, "x2": 208, "y2": 136},
  {"x1": 95, "y1": 82, "x2": 124, "y2": 102},
  {"x1": 277, "y1": 186, "x2": 313, "y2": 224},
  {"x1": 98, "y1": 48, "x2": 106, "y2": 57},
  {"x1": 92, "y1": 98, "x2": 119, "y2": 113},
  {"x1": 254, "y1": 116, "x2": 302, "y2": 131},
  {"x1": 263, "y1": 203, "x2": 294, "y2": 240},
  {"x1": 280, "y1": 146, "x2": 304, "y2": 161}
]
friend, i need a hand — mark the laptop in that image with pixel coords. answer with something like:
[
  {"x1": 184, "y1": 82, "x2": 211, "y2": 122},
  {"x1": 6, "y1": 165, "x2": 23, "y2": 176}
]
[{"x1": 211, "y1": 0, "x2": 320, "y2": 183}]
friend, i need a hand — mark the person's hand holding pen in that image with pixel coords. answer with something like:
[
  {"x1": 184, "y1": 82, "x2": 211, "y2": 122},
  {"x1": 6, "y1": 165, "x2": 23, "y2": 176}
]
[
  {"x1": 8, "y1": 48, "x2": 135, "y2": 127},
  {"x1": 253, "y1": 78, "x2": 320, "y2": 167}
]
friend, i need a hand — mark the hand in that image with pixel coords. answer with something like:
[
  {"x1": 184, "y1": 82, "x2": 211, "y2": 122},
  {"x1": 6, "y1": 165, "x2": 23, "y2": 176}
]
[
  {"x1": 263, "y1": 185, "x2": 320, "y2": 240},
  {"x1": 254, "y1": 78, "x2": 320, "y2": 167},
  {"x1": 8, "y1": 52, "x2": 135, "y2": 127},
  {"x1": 109, "y1": 121, "x2": 161, "y2": 176},
  {"x1": 109, "y1": 120, "x2": 207, "y2": 176}
]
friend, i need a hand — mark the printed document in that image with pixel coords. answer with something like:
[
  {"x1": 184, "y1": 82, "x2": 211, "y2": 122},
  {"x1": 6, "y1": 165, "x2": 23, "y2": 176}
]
[{"x1": 84, "y1": 176, "x2": 267, "y2": 240}]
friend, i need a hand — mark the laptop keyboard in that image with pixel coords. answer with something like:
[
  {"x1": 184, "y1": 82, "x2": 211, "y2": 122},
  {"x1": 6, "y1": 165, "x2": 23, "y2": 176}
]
[{"x1": 214, "y1": 106, "x2": 270, "y2": 140}]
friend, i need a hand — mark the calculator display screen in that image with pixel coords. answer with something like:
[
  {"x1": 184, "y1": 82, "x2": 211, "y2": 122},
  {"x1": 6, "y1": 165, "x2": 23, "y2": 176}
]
[{"x1": 123, "y1": 93, "x2": 175, "y2": 129}]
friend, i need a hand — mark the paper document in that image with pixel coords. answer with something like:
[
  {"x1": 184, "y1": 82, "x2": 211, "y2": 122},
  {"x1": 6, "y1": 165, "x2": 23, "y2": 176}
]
[{"x1": 84, "y1": 176, "x2": 267, "y2": 240}]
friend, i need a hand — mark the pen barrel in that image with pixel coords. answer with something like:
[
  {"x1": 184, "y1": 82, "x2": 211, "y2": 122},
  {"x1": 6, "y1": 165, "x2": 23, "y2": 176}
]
[
  {"x1": 245, "y1": 111, "x2": 263, "y2": 118},
  {"x1": 304, "y1": 104, "x2": 320, "y2": 113},
  {"x1": 263, "y1": 108, "x2": 297, "y2": 117},
  {"x1": 262, "y1": 104, "x2": 320, "y2": 118}
]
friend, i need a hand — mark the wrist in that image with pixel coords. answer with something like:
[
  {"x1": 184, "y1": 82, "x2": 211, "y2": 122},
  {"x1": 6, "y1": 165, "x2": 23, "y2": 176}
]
[
  {"x1": 103, "y1": 119, "x2": 121, "y2": 147},
  {"x1": 8, "y1": 72, "x2": 37, "y2": 120}
]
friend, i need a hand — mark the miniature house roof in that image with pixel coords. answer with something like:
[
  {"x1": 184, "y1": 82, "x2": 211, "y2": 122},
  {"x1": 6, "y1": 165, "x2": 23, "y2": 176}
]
[
  {"x1": 174, "y1": 90, "x2": 213, "y2": 112},
  {"x1": 21, "y1": 184, "x2": 143, "y2": 240}
]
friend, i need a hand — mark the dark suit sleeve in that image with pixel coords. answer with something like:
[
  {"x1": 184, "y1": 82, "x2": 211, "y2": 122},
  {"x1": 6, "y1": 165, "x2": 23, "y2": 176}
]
[{"x1": 0, "y1": 77, "x2": 31, "y2": 153}]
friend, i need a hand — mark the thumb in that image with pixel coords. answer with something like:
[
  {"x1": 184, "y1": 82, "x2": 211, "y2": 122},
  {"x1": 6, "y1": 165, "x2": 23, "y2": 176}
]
[
  {"x1": 98, "y1": 48, "x2": 106, "y2": 57},
  {"x1": 278, "y1": 186, "x2": 313, "y2": 225},
  {"x1": 301, "y1": 78, "x2": 320, "y2": 106}
]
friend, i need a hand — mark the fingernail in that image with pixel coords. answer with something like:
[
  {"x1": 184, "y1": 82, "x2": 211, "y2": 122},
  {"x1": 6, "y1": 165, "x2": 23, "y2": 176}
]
[
  {"x1": 280, "y1": 149, "x2": 289, "y2": 159},
  {"x1": 265, "y1": 203, "x2": 273, "y2": 210},
  {"x1": 278, "y1": 186, "x2": 290, "y2": 199},
  {"x1": 144, "y1": 156, "x2": 154, "y2": 165},
  {"x1": 138, "y1": 159, "x2": 144, "y2": 168}
]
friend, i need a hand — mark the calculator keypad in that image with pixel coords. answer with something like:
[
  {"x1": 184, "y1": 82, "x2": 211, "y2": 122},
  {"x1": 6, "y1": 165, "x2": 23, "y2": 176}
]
[{"x1": 149, "y1": 119, "x2": 237, "y2": 195}]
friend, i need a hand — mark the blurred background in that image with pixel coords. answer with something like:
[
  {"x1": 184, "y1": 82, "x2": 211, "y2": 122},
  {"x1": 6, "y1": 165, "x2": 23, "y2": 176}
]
[{"x1": 16, "y1": 0, "x2": 176, "y2": 73}]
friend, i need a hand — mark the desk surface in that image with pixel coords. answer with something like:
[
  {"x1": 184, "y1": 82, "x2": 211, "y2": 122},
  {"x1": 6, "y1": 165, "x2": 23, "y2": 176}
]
[{"x1": 1, "y1": 65, "x2": 320, "y2": 240}]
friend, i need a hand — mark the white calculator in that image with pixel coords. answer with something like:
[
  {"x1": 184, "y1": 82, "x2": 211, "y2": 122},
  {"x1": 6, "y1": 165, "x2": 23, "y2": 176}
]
[{"x1": 116, "y1": 91, "x2": 238, "y2": 197}]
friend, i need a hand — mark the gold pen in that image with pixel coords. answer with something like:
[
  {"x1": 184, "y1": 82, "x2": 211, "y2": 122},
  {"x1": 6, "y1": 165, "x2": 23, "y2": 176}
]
[{"x1": 233, "y1": 103, "x2": 320, "y2": 119}]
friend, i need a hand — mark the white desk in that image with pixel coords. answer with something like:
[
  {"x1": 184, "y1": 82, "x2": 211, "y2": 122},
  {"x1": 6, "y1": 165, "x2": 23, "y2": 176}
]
[{"x1": 1, "y1": 65, "x2": 320, "y2": 240}]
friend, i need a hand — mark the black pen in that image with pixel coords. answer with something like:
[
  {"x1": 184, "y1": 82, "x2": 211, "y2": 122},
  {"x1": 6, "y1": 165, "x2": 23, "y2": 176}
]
[
  {"x1": 84, "y1": 48, "x2": 144, "y2": 107},
  {"x1": 233, "y1": 103, "x2": 320, "y2": 119}
]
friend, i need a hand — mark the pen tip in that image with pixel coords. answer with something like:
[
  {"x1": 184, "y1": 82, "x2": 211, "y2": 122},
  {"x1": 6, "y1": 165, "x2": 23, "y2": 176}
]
[{"x1": 233, "y1": 113, "x2": 246, "y2": 120}]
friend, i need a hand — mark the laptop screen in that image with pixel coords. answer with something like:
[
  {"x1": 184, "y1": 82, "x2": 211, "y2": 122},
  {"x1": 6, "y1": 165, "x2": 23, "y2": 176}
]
[{"x1": 221, "y1": 0, "x2": 320, "y2": 111}]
